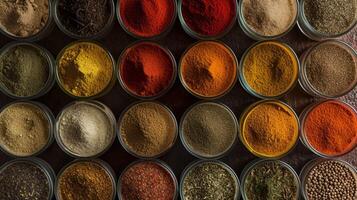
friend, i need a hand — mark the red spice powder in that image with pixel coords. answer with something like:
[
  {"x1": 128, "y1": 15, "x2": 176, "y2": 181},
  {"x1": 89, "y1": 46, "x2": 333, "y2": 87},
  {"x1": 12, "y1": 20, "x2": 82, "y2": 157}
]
[
  {"x1": 181, "y1": 0, "x2": 236, "y2": 36},
  {"x1": 119, "y1": 0, "x2": 175, "y2": 37},
  {"x1": 120, "y1": 161, "x2": 175, "y2": 200},
  {"x1": 119, "y1": 42, "x2": 174, "y2": 97},
  {"x1": 304, "y1": 101, "x2": 357, "y2": 156}
]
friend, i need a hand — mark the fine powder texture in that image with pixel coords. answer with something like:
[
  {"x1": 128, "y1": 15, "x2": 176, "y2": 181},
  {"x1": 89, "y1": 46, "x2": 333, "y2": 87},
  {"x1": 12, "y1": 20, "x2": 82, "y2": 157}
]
[
  {"x1": 120, "y1": 42, "x2": 174, "y2": 97},
  {"x1": 306, "y1": 43, "x2": 357, "y2": 97},
  {"x1": 182, "y1": 0, "x2": 236, "y2": 36},
  {"x1": 242, "y1": 0, "x2": 297, "y2": 36},
  {"x1": 120, "y1": 102, "x2": 176, "y2": 157},
  {"x1": 304, "y1": 101, "x2": 357, "y2": 156},
  {"x1": 59, "y1": 161, "x2": 113, "y2": 200},
  {"x1": 58, "y1": 102, "x2": 113, "y2": 157},
  {"x1": 181, "y1": 41, "x2": 237, "y2": 97},
  {"x1": 57, "y1": 0, "x2": 111, "y2": 37},
  {"x1": 0, "y1": 162, "x2": 50, "y2": 200},
  {"x1": 0, "y1": 45, "x2": 49, "y2": 97},
  {"x1": 0, "y1": 103, "x2": 50, "y2": 157},
  {"x1": 0, "y1": 0, "x2": 49, "y2": 37},
  {"x1": 243, "y1": 42, "x2": 298, "y2": 97},
  {"x1": 182, "y1": 103, "x2": 236, "y2": 157},
  {"x1": 121, "y1": 161, "x2": 175, "y2": 200},
  {"x1": 119, "y1": 0, "x2": 175, "y2": 37},
  {"x1": 242, "y1": 102, "x2": 298, "y2": 157},
  {"x1": 58, "y1": 42, "x2": 113, "y2": 97}
]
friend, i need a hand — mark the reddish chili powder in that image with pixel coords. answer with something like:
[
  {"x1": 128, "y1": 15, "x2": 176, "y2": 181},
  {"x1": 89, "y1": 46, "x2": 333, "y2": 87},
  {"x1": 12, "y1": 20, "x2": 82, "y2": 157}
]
[
  {"x1": 181, "y1": 0, "x2": 236, "y2": 36},
  {"x1": 119, "y1": 42, "x2": 174, "y2": 97},
  {"x1": 120, "y1": 161, "x2": 175, "y2": 200},
  {"x1": 119, "y1": 0, "x2": 175, "y2": 37},
  {"x1": 304, "y1": 100, "x2": 357, "y2": 156}
]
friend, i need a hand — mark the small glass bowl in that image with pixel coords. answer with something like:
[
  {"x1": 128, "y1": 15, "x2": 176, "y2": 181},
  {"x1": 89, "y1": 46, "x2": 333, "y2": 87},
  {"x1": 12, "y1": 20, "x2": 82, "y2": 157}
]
[
  {"x1": 299, "y1": 40, "x2": 357, "y2": 98},
  {"x1": 55, "y1": 40, "x2": 116, "y2": 99},
  {"x1": 0, "y1": 0, "x2": 54, "y2": 42},
  {"x1": 116, "y1": 0, "x2": 177, "y2": 40},
  {"x1": 238, "y1": 0, "x2": 299, "y2": 40},
  {"x1": 117, "y1": 101, "x2": 178, "y2": 159},
  {"x1": 55, "y1": 100, "x2": 117, "y2": 158},
  {"x1": 178, "y1": 0, "x2": 238, "y2": 40},
  {"x1": 240, "y1": 159, "x2": 300, "y2": 200},
  {"x1": 239, "y1": 41, "x2": 300, "y2": 99},
  {"x1": 179, "y1": 101, "x2": 238, "y2": 160},
  {"x1": 239, "y1": 100, "x2": 299, "y2": 159},
  {"x1": 299, "y1": 100, "x2": 357, "y2": 158},
  {"x1": 0, "y1": 101, "x2": 55, "y2": 158},
  {"x1": 0, "y1": 42, "x2": 55, "y2": 100},
  {"x1": 55, "y1": 159, "x2": 117, "y2": 200},
  {"x1": 0, "y1": 157, "x2": 56, "y2": 200},
  {"x1": 297, "y1": 0, "x2": 357, "y2": 41},
  {"x1": 180, "y1": 160, "x2": 241, "y2": 200},
  {"x1": 300, "y1": 158, "x2": 357, "y2": 200},
  {"x1": 117, "y1": 41, "x2": 177, "y2": 100},
  {"x1": 53, "y1": 0, "x2": 115, "y2": 40},
  {"x1": 178, "y1": 40, "x2": 239, "y2": 100},
  {"x1": 117, "y1": 159, "x2": 178, "y2": 200}
]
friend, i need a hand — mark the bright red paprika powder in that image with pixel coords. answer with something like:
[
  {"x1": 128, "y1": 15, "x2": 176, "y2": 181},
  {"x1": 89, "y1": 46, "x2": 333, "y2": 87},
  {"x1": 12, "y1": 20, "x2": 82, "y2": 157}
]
[{"x1": 181, "y1": 0, "x2": 236, "y2": 36}]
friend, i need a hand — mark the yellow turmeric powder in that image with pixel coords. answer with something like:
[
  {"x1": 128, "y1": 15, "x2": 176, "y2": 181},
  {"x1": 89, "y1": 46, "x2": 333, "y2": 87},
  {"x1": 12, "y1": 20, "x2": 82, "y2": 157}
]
[
  {"x1": 58, "y1": 42, "x2": 114, "y2": 97},
  {"x1": 180, "y1": 41, "x2": 237, "y2": 98},
  {"x1": 241, "y1": 100, "x2": 299, "y2": 158}
]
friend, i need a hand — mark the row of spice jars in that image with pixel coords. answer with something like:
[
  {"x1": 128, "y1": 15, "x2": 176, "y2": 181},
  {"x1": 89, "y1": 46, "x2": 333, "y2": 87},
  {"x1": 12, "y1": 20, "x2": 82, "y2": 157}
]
[{"x1": 1, "y1": 0, "x2": 356, "y2": 42}]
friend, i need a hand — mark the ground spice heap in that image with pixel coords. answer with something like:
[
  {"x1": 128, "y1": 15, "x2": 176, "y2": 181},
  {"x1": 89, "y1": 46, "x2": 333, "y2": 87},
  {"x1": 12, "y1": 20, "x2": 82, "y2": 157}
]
[
  {"x1": 305, "y1": 160, "x2": 357, "y2": 200},
  {"x1": 182, "y1": 102, "x2": 237, "y2": 158},
  {"x1": 242, "y1": 0, "x2": 297, "y2": 36},
  {"x1": 58, "y1": 102, "x2": 114, "y2": 157},
  {"x1": 0, "y1": 44, "x2": 49, "y2": 97},
  {"x1": 57, "y1": 0, "x2": 111, "y2": 37},
  {"x1": 119, "y1": 0, "x2": 175, "y2": 38},
  {"x1": 181, "y1": 0, "x2": 236, "y2": 36},
  {"x1": 305, "y1": 42, "x2": 357, "y2": 97},
  {"x1": 304, "y1": 0, "x2": 357, "y2": 35},
  {"x1": 120, "y1": 161, "x2": 175, "y2": 200},
  {"x1": 119, "y1": 102, "x2": 176, "y2": 157},
  {"x1": 0, "y1": 102, "x2": 50, "y2": 157},
  {"x1": 244, "y1": 161, "x2": 298, "y2": 200},
  {"x1": 304, "y1": 101, "x2": 357, "y2": 156},
  {"x1": 0, "y1": 161, "x2": 50, "y2": 200},
  {"x1": 119, "y1": 42, "x2": 174, "y2": 97},
  {"x1": 0, "y1": 0, "x2": 49, "y2": 37},
  {"x1": 243, "y1": 42, "x2": 298, "y2": 97},
  {"x1": 58, "y1": 42, "x2": 113, "y2": 97},
  {"x1": 180, "y1": 41, "x2": 237, "y2": 98},
  {"x1": 242, "y1": 101, "x2": 298, "y2": 157},
  {"x1": 58, "y1": 161, "x2": 113, "y2": 200},
  {"x1": 182, "y1": 162, "x2": 237, "y2": 200}
]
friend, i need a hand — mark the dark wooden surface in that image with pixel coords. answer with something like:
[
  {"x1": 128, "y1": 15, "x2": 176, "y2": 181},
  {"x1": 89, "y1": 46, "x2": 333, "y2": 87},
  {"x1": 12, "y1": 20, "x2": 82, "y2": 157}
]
[{"x1": 0, "y1": 6, "x2": 356, "y2": 199}]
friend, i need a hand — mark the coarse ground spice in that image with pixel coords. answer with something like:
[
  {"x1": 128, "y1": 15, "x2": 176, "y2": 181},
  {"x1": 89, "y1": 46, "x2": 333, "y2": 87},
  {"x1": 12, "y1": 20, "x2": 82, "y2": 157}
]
[
  {"x1": 0, "y1": 160, "x2": 50, "y2": 200},
  {"x1": 182, "y1": 161, "x2": 238, "y2": 200},
  {"x1": 58, "y1": 161, "x2": 114, "y2": 200},
  {"x1": 0, "y1": 102, "x2": 50, "y2": 157},
  {"x1": 119, "y1": 0, "x2": 175, "y2": 38},
  {"x1": 120, "y1": 161, "x2": 176, "y2": 200},
  {"x1": 242, "y1": 41, "x2": 298, "y2": 97},
  {"x1": 119, "y1": 42, "x2": 174, "y2": 97},
  {"x1": 181, "y1": 102, "x2": 237, "y2": 158},
  {"x1": 181, "y1": 0, "x2": 236, "y2": 36},
  {"x1": 241, "y1": 101, "x2": 299, "y2": 158},
  {"x1": 303, "y1": 101, "x2": 357, "y2": 156},
  {"x1": 119, "y1": 102, "x2": 176, "y2": 157},
  {"x1": 180, "y1": 41, "x2": 237, "y2": 98},
  {"x1": 58, "y1": 42, "x2": 113, "y2": 97}
]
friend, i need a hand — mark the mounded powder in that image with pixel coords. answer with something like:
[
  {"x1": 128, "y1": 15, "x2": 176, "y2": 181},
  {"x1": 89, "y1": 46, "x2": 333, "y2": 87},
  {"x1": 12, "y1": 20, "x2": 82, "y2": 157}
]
[{"x1": 58, "y1": 102, "x2": 114, "y2": 157}]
